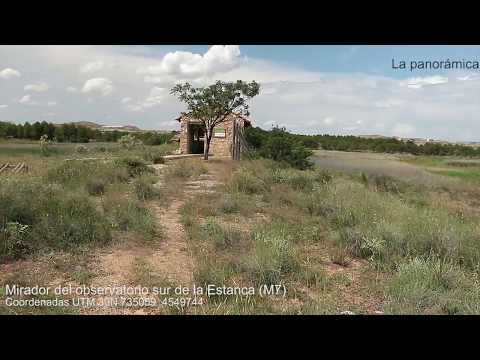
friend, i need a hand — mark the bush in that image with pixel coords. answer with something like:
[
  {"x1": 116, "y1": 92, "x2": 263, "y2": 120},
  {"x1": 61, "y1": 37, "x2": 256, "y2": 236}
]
[
  {"x1": 75, "y1": 145, "x2": 88, "y2": 154},
  {"x1": 165, "y1": 159, "x2": 207, "y2": 179},
  {"x1": 133, "y1": 177, "x2": 159, "y2": 201},
  {"x1": 328, "y1": 245, "x2": 351, "y2": 267},
  {"x1": 247, "y1": 127, "x2": 313, "y2": 170},
  {"x1": 115, "y1": 157, "x2": 153, "y2": 177},
  {"x1": 1, "y1": 221, "x2": 31, "y2": 260},
  {"x1": 118, "y1": 134, "x2": 144, "y2": 150},
  {"x1": 102, "y1": 196, "x2": 156, "y2": 239},
  {"x1": 387, "y1": 258, "x2": 480, "y2": 314},
  {"x1": 86, "y1": 179, "x2": 106, "y2": 196},
  {"x1": 202, "y1": 217, "x2": 244, "y2": 250},
  {"x1": 142, "y1": 150, "x2": 165, "y2": 164},
  {"x1": 215, "y1": 193, "x2": 254, "y2": 215},
  {"x1": 140, "y1": 132, "x2": 174, "y2": 146},
  {"x1": 228, "y1": 167, "x2": 266, "y2": 194},
  {"x1": 47, "y1": 161, "x2": 129, "y2": 186},
  {"x1": 0, "y1": 180, "x2": 111, "y2": 261},
  {"x1": 243, "y1": 223, "x2": 299, "y2": 286}
]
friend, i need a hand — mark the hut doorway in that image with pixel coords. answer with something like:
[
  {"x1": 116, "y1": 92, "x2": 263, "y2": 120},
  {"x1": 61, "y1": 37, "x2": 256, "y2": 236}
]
[{"x1": 188, "y1": 123, "x2": 205, "y2": 154}]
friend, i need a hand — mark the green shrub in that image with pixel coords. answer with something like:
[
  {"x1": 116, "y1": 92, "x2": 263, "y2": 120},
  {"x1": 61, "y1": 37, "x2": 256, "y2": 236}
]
[
  {"x1": 86, "y1": 179, "x2": 106, "y2": 196},
  {"x1": 215, "y1": 193, "x2": 254, "y2": 215},
  {"x1": 118, "y1": 134, "x2": 144, "y2": 150},
  {"x1": 170, "y1": 160, "x2": 192, "y2": 178},
  {"x1": 141, "y1": 150, "x2": 165, "y2": 164},
  {"x1": 248, "y1": 127, "x2": 313, "y2": 170},
  {"x1": 134, "y1": 177, "x2": 159, "y2": 201},
  {"x1": 165, "y1": 159, "x2": 207, "y2": 180},
  {"x1": 0, "y1": 180, "x2": 111, "y2": 261},
  {"x1": 75, "y1": 145, "x2": 88, "y2": 154},
  {"x1": 103, "y1": 197, "x2": 156, "y2": 239},
  {"x1": 297, "y1": 267, "x2": 330, "y2": 289},
  {"x1": 228, "y1": 167, "x2": 266, "y2": 194},
  {"x1": 243, "y1": 223, "x2": 299, "y2": 286},
  {"x1": 202, "y1": 217, "x2": 244, "y2": 250},
  {"x1": 328, "y1": 245, "x2": 351, "y2": 267},
  {"x1": 47, "y1": 161, "x2": 129, "y2": 186},
  {"x1": 1, "y1": 221, "x2": 31, "y2": 260},
  {"x1": 387, "y1": 258, "x2": 480, "y2": 314},
  {"x1": 115, "y1": 157, "x2": 153, "y2": 177},
  {"x1": 193, "y1": 259, "x2": 235, "y2": 292}
]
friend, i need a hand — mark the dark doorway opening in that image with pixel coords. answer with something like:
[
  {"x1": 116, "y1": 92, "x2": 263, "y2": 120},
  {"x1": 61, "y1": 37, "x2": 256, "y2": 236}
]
[{"x1": 188, "y1": 123, "x2": 205, "y2": 154}]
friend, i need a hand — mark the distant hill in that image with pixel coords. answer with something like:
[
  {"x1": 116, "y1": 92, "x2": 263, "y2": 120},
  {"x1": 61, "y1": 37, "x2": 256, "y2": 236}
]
[
  {"x1": 71, "y1": 121, "x2": 102, "y2": 129},
  {"x1": 60, "y1": 122, "x2": 142, "y2": 132},
  {"x1": 357, "y1": 134, "x2": 391, "y2": 140}
]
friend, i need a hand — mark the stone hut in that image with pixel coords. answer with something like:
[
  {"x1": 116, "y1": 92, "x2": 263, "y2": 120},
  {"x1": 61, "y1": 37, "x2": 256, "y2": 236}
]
[{"x1": 176, "y1": 112, "x2": 251, "y2": 158}]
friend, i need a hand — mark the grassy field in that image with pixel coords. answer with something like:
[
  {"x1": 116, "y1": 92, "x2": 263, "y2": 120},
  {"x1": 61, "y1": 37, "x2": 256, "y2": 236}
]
[
  {"x1": 0, "y1": 139, "x2": 177, "y2": 314},
  {"x1": 1, "y1": 142, "x2": 480, "y2": 314},
  {"x1": 178, "y1": 158, "x2": 480, "y2": 314},
  {"x1": 400, "y1": 155, "x2": 480, "y2": 184}
]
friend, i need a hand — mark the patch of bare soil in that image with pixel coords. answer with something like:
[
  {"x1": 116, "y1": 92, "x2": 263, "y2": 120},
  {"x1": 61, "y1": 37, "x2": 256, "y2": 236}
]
[
  {"x1": 302, "y1": 244, "x2": 388, "y2": 314},
  {"x1": 147, "y1": 200, "x2": 194, "y2": 285}
]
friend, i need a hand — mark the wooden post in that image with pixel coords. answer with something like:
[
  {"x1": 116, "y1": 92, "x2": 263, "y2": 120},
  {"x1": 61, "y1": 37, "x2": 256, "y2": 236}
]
[
  {"x1": 232, "y1": 118, "x2": 237, "y2": 160},
  {"x1": 0, "y1": 163, "x2": 9, "y2": 174},
  {"x1": 233, "y1": 119, "x2": 241, "y2": 161},
  {"x1": 238, "y1": 124, "x2": 243, "y2": 160}
]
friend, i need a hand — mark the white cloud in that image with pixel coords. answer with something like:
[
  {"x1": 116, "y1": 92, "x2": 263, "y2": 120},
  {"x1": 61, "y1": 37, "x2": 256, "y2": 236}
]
[
  {"x1": 323, "y1": 116, "x2": 335, "y2": 126},
  {"x1": 47, "y1": 101, "x2": 57, "y2": 107},
  {"x1": 400, "y1": 75, "x2": 448, "y2": 89},
  {"x1": 138, "y1": 45, "x2": 242, "y2": 81},
  {"x1": 0, "y1": 67, "x2": 21, "y2": 79},
  {"x1": 80, "y1": 61, "x2": 106, "y2": 74},
  {"x1": 0, "y1": 104, "x2": 8, "y2": 109},
  {"x1": 121, "y1": 97, "x2": 132, "y2": 104},
  {"x1": 144, "y1": 87, "x2": 167, "y2": 106},
  {"x1": 66, "y1": 86, "x2": 78, "y2": 93},
  {"x1": 18, "y1": 94, "x2": 37, "y2": 105},
  {"x1": 456, "y1": 73, "x2": 480, "y2": 82},
  {"x1": 392, "y1": 123, "x2": 415, "y2": 136},
  {"x1": 24, "y1": 82, "x2": 49, "y2": 92},
  {"x1": 81, "y1": 78, "x2": 114, "y2": 96},
  {"x1": 260, "y1": 86, "x2": 278, "y2": 96},
  {"x1": 127, "y1": 87, "x2": 168, "y2": 112},
  {"x1": 374, "y1": 98, "x2": 405, "y2": 108}
]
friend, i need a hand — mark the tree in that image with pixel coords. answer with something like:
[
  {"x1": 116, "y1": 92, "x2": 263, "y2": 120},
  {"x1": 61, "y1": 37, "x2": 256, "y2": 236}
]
[
  {"x1": 171, "y1": 80, "x2": 260, "y2": 160},
  {"x1": 118, "y1": 134, "x2": 144, "y2": 150},
  {"x1": 257, "y1": 127, "x2": 313, "y2": 169}
]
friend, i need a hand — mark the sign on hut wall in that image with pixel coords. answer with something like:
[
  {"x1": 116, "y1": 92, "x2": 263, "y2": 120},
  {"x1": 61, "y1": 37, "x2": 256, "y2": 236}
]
[{"x1": 214, "y1": 128, "x2": 226, "y2": 138}]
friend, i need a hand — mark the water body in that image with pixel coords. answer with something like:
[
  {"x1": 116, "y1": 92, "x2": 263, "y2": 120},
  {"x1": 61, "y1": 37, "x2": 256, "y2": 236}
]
[{"x1": 311, "y1": 150, "x2": 435, "y2": 184}]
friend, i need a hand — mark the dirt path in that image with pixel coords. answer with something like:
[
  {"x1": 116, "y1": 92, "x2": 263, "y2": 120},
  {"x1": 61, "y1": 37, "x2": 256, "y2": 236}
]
[{"x1": 82, "y1": 165, "x2": 199, "y2": 315}]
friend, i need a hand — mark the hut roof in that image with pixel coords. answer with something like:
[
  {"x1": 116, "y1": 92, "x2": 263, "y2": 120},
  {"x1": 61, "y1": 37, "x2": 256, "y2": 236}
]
[{"x1": 175, "y1": 112, "x2": 251, "y2": 127}]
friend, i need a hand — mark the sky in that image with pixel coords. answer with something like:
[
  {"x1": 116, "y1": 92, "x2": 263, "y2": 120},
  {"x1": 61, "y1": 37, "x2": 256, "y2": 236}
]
[{"x1": 1, "y1": 45, "x2": 480, "y2": 142}]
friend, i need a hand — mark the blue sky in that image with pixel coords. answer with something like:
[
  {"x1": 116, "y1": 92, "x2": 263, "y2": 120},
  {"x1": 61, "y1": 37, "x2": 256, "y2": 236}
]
[
  {"x1": 125, "y1": 45, "x2": 480, "y2": 78},
  {"x1": 241, "y1": 45, "x2": 480, "y2": 77},
  {"x1": 1, "y1": 45, "x2": 480, "y2": 141}
]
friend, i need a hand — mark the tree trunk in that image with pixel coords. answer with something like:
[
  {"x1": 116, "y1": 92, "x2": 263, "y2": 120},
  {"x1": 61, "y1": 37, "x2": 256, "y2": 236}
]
[{"x1": 203, "y1": 127, "x2": 211, "y2": 160}]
